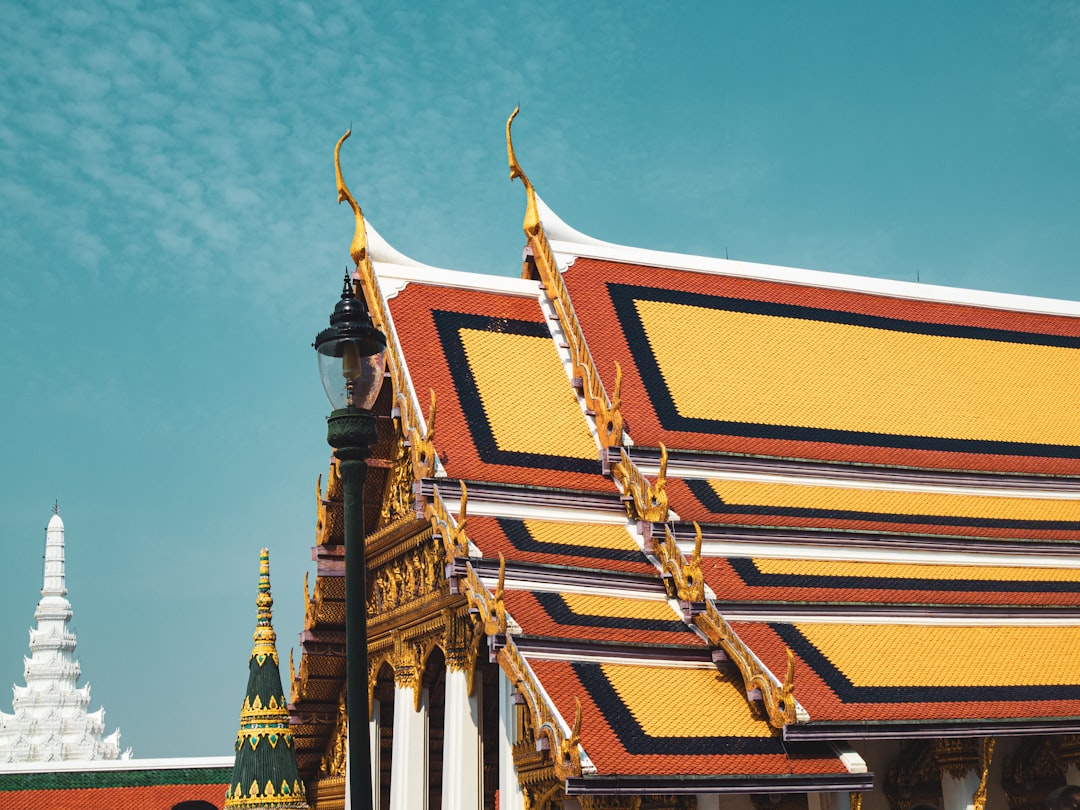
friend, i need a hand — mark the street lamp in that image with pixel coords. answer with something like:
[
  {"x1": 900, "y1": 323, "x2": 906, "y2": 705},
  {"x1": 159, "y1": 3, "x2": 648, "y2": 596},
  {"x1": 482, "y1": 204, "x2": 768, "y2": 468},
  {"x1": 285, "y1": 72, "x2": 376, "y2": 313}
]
[{"x1": 315, "y1": 272, "x2": 387, "y2": 810}]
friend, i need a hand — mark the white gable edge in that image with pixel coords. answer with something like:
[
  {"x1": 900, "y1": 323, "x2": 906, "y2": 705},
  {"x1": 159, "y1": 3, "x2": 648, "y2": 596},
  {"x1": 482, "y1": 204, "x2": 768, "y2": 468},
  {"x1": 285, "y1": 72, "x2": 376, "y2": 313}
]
[
  {"x1": 542, "y1": 224, "x2": 1080, "y2": 319},
  {"x1": 367, "y1": 217, "x2": 538, "y2": 298},
  {"x1": 373, "y1": 261, "x2": 539, "y2": 298}
]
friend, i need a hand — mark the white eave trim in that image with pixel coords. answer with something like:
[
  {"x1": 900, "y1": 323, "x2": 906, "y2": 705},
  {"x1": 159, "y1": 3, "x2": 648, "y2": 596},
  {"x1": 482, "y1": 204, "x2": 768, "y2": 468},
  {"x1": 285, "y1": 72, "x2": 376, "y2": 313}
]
[
  {"x1": 538, "y1": 205, "x2": 1080, "y2": 318},
  {"x1": 368, "y1": 219, "x2": 539, "y2": 298}
]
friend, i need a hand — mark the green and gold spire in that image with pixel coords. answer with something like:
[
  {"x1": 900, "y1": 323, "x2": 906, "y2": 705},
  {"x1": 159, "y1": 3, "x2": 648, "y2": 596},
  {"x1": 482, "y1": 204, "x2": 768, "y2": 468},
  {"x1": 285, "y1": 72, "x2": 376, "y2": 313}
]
[{"x1": 225, "y1": 549, "x2": 308, "y2": 809}]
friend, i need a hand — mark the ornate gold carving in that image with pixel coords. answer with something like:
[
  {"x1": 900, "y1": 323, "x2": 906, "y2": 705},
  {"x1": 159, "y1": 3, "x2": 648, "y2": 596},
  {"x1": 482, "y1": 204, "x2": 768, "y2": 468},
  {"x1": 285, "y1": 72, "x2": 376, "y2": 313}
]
[
  {"x1": 973, "y1": 737, "x2": 996, "y2": 810},
  {"x1": 884, "y1": 741, "x2": 943, "y2": 810},
  {"x1": 288, "y1": 648, "x2": 296, "y2": 705},
  {"x1": 326, "y1": 458, "x2": 342, "y2": 499},
  {"x1": 694, "y1": 600, "x2": 797, "y2": 727},
  {"x1": 614, "y1": 444, "x2": 668, "y2": 523},
  {"x1": 1003, "y1": 737, "x2": 1071, "y2": 810},
  {"x1": 936, "y1": 738, "x2": 980, "y2": 779},
  {"x1": 501, "y1": 635, "x2": 585, "y2": 779},
  {"x1": 408, "y1": 389, "x2": 437, "y2": 481},
  {"x1": 657, "y1": 522, "x2": 704, "y2": 602},
  {"x1": 428, "y1": 482, "x2": 470, "y2": 564},
  {"x1": 1058, "y1": 734, "x2": 1080, "y2": 768},
  {"x1": 492, "y1": 552, "x2": 507, "y2": 635},
  {"x1": 317, "y1": 461, "x2": 344, "y2": 546},
  {"x1": 506, "y1": 107, "x2": 623, "y2": 452},
  {"x1": 850, "y1": 793, "x2": 863, "y2": 810},
  {"x1": 251, "y1": 548, "x2": 279, "y2": 665},
  {"x1": 303, "y1": 571, "x2": 316, "y2": 632},
  {"x1": 320, "y1": 691, "x2": 348, "y2": 778},
  {"x1": 391, "y1": 631, "x2": 422, "y2": 710},
  {"x1": 367, "y1": 541, "x2": 444, "y2": 617},
  {"x1": 379, "y1": 430, "x2": 413, "y2": 528}
]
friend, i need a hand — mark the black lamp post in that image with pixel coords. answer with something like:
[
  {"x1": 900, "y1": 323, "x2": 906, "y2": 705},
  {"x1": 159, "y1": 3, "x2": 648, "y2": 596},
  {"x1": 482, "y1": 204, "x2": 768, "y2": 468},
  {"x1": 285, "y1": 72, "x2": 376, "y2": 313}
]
[{"x1": 315, "y1": 272, "x2": 387, "y2": 810}]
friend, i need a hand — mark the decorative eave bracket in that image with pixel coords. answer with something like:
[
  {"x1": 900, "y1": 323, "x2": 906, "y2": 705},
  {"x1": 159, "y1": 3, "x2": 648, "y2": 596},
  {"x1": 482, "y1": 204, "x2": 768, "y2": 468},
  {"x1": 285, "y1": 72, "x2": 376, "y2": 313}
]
[{"x1": 426, "y1": 479, "x2": 591, "y2": 778}]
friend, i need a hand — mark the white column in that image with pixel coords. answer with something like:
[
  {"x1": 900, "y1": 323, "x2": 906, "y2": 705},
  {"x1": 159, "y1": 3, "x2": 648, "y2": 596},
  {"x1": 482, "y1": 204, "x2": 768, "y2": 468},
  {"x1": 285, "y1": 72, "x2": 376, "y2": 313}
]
[
  {"x1": 442, "y1": 668, "x2": 482, "y2": 810},
  {"x1": 371, "y1": 701, "x2": 381, "y2": 808},
  {"x1": 1067, "y1": 763, "x2": 1080, "y2": 786},
  {"x1": 695, "y1": 795, "x2": 720, "y2": 810},
  {"x1": 346, "y1": 701, "x2": 382, "y2": 810},
  {"x1": 941, "y1": 771, "x2": 980, "y2": 810},
  {"x1": 390, "y1": 684, "x2": 428, "y2": 810},
  {"x1": 498, "y1": 669, "x2": 525, "y2": 810}
]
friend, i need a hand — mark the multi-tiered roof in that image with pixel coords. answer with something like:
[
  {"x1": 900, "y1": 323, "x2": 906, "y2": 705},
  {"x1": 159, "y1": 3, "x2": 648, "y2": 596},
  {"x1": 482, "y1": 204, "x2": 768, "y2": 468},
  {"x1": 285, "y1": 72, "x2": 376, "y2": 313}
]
[{"x1": 289, "y1": 116, "x2": 1080, "y2": 802}]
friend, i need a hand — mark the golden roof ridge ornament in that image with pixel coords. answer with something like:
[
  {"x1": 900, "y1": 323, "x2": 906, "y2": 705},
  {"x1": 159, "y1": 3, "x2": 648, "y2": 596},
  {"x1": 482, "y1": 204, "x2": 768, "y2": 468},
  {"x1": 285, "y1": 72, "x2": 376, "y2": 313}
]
[
  {"x1": 335, "y1": 129, "x2": 369, "y2": 272},
  {"x1": 333, "y1": 130, "x2": 435, "y2": 476},
  {"x1": 506, "y1": 107, "x2": 541, "y2": 238},
  {"x1": 505, "y1": 107, "x2": 624, "y2": 454}
]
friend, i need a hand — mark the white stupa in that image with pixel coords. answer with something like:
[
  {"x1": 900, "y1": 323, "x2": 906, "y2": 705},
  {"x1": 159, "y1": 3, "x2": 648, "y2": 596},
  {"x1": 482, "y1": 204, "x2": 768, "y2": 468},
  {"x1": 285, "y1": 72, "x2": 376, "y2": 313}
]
[{"x1": 0, "y1": 507, "x2": 128, "y2": 762}]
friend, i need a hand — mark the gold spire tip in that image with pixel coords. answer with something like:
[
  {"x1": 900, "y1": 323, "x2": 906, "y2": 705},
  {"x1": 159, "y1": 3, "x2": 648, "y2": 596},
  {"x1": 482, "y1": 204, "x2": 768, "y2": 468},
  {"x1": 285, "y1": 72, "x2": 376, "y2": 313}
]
[{"x1": 252, "y1": 548, "x2": 278, "y2": 662}]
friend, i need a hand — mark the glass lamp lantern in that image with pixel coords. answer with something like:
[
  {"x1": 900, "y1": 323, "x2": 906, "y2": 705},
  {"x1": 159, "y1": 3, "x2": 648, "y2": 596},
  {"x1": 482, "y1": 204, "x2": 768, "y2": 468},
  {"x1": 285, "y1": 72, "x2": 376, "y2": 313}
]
[{"x1": 314, "y1": 274, "x2": 387, "y2": 411}]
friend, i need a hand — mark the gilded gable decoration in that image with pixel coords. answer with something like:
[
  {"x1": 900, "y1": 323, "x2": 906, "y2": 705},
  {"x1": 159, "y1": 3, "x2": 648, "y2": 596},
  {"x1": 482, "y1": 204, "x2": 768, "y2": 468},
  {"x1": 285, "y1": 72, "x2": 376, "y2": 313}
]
[
  {"x1": 657, "y1": 522, "x2": 704, "y2": 603},
  {"x1": 972, "y1": 737, "x2": 996, "y2": 810},
  {"x1": 614, "y1": 443, "x2": 669, "y2": 524},
  {"x1": 694, "y1": 600, "x2": 799, "y2": 728},
  {"x1": 1002, "y1": 737, "x2": 1073, "y2": 810}
]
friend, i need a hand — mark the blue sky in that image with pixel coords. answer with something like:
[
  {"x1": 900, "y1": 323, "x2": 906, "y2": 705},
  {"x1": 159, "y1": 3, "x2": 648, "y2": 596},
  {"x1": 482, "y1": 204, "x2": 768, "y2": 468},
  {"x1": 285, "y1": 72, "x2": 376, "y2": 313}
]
[{"x1": 0, "y1": 1, "x2": 1078, "y2": 758}]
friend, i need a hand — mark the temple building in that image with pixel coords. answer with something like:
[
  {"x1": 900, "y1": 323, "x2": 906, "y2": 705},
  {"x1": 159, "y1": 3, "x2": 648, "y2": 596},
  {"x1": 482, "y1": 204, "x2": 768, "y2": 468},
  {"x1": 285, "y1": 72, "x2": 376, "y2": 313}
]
[
  {"x1": 0, "y1": 508, "x2": 127, "y2": 763},
  {"x1": 288, "y1": 115, "x2": 1080, "y2": 810}
]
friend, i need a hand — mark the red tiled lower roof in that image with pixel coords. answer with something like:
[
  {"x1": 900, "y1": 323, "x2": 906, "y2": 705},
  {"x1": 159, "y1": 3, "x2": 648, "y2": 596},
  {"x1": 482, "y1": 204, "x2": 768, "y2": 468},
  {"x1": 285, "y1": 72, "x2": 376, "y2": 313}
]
[
  {"x1": 0, "y1": 784, "x2": 226, "y2": 809},
  {"x1": 732, "y1": 620, "x2": 1080, "y2": 722},
  {"x1": 466, "y1": 516, "x2": 655, "y2": 576},
  {"x1": 527, "y1": 657, "x2": 849, "y2": 778},
  {"x1": 504, "y1": 590, "x2": 704, "y2": 647}
]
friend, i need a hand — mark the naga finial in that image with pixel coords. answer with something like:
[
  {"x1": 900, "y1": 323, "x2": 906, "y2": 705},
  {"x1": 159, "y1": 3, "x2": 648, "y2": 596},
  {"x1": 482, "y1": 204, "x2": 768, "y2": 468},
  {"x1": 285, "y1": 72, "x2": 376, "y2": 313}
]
[
  {"x1": 506, "y1": 107, "x2": 541, "y2": 237},
  {"x1": 334, "y1": 129, "x2": 369, "y2": 270}
]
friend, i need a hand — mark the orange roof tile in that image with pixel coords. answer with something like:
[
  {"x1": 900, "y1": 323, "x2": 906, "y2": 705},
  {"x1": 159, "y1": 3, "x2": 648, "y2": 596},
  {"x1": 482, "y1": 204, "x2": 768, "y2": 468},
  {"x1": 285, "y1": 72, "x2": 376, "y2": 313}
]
[
  {"x1": 562, "y1": 258, "x2": 1080, "y2": 474},
  {"x1": 527, "y1": 657, "x2": 850, "y2": 778},
  {"x1": 504, "y1": 590, "x2": 704, "y2": 647},
  {"x1": 732, "y1": 620, "x2": 1080, "y2": 722},
  {"x1": 386, "y1": 282, "x2": 613, "y2": 489}
]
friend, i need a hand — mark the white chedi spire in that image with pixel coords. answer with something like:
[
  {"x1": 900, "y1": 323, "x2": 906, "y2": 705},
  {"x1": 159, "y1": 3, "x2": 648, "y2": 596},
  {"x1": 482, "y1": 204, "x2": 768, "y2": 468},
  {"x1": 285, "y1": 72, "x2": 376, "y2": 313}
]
[{"x1": 0, "y1": 508, "x2": 129, "y2": 762}]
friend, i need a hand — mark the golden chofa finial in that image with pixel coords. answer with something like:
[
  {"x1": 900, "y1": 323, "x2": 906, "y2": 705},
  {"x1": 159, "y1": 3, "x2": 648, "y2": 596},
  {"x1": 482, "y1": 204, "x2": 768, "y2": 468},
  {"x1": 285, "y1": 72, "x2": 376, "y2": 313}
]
[
  {"x1": 334, "y1": 129, "x2": 369, "y2": 270},
  {"x1": 252, "y1": 547, "x2": 278, "y2": 665},
  {"x1": 506, "y1": 107, "x2": 541, "y2": 237}
]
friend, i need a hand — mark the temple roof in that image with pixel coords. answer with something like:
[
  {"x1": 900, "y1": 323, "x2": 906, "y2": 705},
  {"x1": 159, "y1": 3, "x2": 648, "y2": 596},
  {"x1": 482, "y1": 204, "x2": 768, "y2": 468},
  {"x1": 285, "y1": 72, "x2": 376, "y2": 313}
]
[{"x1": 291, "y1": 119, "x2": 1080, "y2": 795}]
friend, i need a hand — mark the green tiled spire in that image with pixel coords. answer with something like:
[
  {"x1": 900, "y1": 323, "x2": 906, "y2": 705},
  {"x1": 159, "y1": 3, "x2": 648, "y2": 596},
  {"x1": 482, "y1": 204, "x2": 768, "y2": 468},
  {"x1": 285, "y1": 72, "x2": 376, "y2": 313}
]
[{"x1": 225, "y1": 549, "x2": 308, "y2": 809}]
